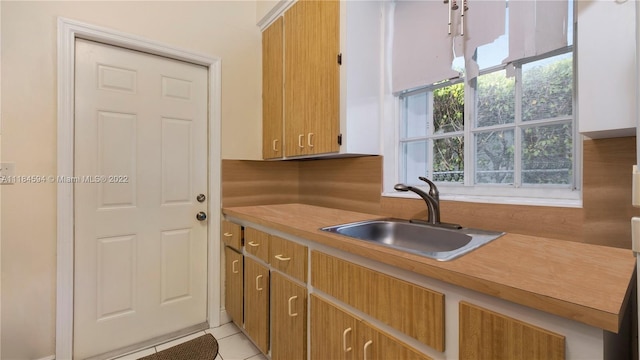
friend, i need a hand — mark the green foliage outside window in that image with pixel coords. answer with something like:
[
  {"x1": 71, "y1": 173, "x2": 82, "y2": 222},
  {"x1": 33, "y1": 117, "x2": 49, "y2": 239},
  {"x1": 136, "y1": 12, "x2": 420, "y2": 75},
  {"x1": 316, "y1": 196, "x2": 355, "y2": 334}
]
[{"x1": 430, "y1": 55, "x2": 573, "y2": 185}]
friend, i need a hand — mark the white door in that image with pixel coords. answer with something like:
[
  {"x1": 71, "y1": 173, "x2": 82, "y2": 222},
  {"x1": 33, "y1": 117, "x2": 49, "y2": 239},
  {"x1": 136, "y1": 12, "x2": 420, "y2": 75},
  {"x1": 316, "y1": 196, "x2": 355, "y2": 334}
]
[{"x1": 73, "y1": 39, "x2": 209, "y2": 359}]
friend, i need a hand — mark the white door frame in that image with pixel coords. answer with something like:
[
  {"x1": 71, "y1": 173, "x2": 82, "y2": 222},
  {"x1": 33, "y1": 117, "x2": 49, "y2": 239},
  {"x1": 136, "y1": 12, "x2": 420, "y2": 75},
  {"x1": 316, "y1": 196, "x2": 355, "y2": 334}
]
[{"x1": 56, "y1": 17, "x2": 222, "y2": 359}]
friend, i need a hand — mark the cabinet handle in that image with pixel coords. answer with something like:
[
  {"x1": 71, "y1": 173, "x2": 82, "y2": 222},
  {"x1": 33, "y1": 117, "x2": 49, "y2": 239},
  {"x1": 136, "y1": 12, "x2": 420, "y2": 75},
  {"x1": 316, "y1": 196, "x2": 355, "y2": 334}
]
[
  {"x1": 223, "y1": 232, "x2": 233, "y2": 237},
  {"x1": 287, "y1": 295, "x2": 298, "y2": 317},
  {"x1": 363, "y1": 340, "x2": 373, "y2": 360},
  {"x1": 460, "y1": 1, "x2": 466, "y2": 36},
  {"x1": 298, "y1": 134, "x2": 305, "y2": 148},
  {"x1": 447, "y1": 0, "x2": 452, "y2": 35},
  {"x1": 307, "y1": 132, "x2": 314, "y2": 148},
  {"x1": 342, "y1": 327, "x2": 352, "y2": 353},
  {"x1": 256, "y1": 275, "x2": 263, "y2": 291},
  {"x1": 272, "y1": 139, "x2": 279, "y2": 152},
  {"x1": 232, "y1": 260, "x2": 239, "y2": 274},
  {"x1": 274, "y1": 254, "x2": 291, "y2": 261},
  {"x1": 247, "y1": 241, "x2": 260, "y2": 247}
]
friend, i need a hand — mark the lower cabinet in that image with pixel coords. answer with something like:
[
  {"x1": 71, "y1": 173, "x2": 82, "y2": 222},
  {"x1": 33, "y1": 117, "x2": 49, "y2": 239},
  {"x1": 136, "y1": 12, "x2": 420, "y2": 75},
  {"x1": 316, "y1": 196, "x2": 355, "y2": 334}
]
[
  {"x1": 311, "y1": 251, "x2": 445, "y2": 352},
  {"x1": 459, "y1": 301, "x2": 565, "y2": 360},
  {"x1": 244, "y1": 257, "x2": 270, "y2": 354},
  {"x1": 310, "y1": 294, "x2": 432, "y2": 360},
  {"x1": 224, "y1": 246, "x2": 243, "y2": 329},
  {"x1": 270, "y1": 271, "x2": 307, "y2": 360}
]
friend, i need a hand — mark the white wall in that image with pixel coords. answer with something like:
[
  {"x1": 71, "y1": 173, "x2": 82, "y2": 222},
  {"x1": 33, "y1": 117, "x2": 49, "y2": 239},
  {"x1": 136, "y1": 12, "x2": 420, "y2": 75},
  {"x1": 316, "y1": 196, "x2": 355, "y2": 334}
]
[
  {"x1": 256, "y1": 0, "x2": 281, "y2": 23},
  {"x1": 1, "y1": 2, "x2": 261, "y2": 358}
]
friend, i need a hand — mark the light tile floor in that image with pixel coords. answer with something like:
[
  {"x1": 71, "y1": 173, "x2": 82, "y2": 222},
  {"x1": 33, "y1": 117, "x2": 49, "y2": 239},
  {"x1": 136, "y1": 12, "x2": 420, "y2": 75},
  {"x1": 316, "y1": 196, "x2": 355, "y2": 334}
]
[{"x1": 115, "y1": 323, "x2": 267, "y2": 360}]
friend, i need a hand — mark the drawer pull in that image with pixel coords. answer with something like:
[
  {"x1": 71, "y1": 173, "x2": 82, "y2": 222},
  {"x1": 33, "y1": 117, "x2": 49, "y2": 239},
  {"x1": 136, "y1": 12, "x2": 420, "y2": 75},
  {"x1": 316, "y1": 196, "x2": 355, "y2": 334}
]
[
  {"x1": 298, "y1": 134, "x2": 304, "y2": 148},
  {"x1": 232, "y1": 260, "x2": 239, "y2": 274},
  {"x1": 223, "y1": 232, "x2": 233, "y2": 237},
  {"x1": 256, "y1": 275, "x2": 263, "y2": 291},
  {"x1": 342, "y1": 327, "x2": 352, "y2": 353},
  {"x1": 247, "y1": 241, "x2": 260, "y2": 247},
  {"x1": 274, "y1": 254, "x2": 291, "y2": 261},
  {"x1": 363, "y1": 340, "x2": 373, "y2": 360},
  {"x1": 287, "y1": 295, "x2": 298, "y2": 317},
  {"x1": 272, "y1": 139, "x2": 279, "y2": 152}
]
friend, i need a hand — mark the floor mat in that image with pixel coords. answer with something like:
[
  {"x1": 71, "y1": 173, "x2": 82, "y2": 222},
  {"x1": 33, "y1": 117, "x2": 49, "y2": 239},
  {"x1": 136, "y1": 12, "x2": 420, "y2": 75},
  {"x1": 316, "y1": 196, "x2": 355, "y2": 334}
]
[{"x1": 138, "y1": 334, "x2": 218, "y2": 360}]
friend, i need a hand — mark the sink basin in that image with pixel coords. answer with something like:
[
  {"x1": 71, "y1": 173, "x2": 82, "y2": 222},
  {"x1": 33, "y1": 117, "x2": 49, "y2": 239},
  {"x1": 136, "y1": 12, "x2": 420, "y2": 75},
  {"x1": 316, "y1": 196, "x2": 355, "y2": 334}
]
[{"x1": 320, "y1": 219, "x2": 504, "y2": 261}]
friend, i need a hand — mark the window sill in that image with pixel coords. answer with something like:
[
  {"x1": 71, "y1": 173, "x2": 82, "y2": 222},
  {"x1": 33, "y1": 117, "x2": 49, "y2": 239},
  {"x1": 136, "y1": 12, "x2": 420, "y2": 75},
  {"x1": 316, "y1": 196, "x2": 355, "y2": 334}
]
[{"x1": 382, "y1": 191, "x2": 582, "y2": 208}]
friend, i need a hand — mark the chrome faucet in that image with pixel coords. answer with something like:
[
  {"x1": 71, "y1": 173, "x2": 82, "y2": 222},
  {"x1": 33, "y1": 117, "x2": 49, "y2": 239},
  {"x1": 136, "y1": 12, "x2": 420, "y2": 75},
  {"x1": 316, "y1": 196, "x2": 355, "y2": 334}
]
[{"x1": 394, "y1": 176, "x2": 441, "y2": 225}]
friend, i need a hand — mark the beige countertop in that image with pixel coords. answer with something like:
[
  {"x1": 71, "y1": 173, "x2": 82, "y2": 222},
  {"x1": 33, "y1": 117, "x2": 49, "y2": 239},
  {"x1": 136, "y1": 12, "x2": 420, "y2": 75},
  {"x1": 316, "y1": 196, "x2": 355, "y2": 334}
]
[{"x1": 223, "y1": 203, "x2": 636, "y2": 333}]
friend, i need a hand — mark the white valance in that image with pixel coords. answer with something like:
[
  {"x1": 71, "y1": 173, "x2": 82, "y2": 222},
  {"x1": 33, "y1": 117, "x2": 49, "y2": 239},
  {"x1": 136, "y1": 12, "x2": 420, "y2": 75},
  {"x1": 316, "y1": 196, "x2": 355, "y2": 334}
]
[
  {"x1": 392, "y1": 0, "x2": 459, "y2": 93},
  {"x1": 391, "y1": 0, "x2": 569, "y2": 93},
  {"x1": 504, "y1": 0, "x2": 568, "y2": 64}
]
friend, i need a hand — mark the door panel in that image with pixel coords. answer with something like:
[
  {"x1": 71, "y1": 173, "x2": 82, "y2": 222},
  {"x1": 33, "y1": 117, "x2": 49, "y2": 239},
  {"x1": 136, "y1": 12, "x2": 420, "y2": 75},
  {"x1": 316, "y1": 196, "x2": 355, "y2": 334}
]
[{"x1": 74, "y1": 39, "x2": 209, "y2": 359}]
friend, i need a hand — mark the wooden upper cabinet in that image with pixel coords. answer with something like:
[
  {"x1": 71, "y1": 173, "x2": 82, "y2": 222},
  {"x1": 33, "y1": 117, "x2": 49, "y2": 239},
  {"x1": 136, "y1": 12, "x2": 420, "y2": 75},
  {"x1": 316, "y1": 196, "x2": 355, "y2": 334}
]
[
  {"x1": 262, "y1": 1, "x2": 381, "y2": 159},
  {"x1": 284, "y1": 0, "x2": 340, "y2": 157},
  {"x1": 459, "y1": 302, "x2": 565, "y2": 360},
  {"x1": 262, "y1": 17, "x2": 284, "y2": 160}
]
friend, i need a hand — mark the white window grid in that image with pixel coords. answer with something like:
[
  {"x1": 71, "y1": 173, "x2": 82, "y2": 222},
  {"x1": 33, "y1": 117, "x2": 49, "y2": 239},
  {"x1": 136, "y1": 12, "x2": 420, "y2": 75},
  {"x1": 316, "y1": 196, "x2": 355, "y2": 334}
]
[{"x1": 397, "y1": 47, "x2": 578, "y2": 194}]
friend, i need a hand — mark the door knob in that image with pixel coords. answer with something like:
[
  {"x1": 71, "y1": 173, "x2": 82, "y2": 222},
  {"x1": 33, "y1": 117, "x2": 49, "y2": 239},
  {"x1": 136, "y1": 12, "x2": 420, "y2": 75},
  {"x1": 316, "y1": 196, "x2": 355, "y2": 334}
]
[
  {"x1": 196, "y1": 194, "x2": 206, "y2": 203},
  {"x1": 196, "y1": 212, "x2": 207, "y2": 221}
]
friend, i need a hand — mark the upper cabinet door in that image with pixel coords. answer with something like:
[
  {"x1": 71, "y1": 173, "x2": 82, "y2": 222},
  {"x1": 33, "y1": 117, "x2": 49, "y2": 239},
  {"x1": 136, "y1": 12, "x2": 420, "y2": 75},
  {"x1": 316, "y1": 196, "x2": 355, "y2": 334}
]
[
  {"x1": 284, "y1": 0, "x2": 340, "y2": 157},
  {"x1": 262, "y1": 17, "x2": 284, "y2": 160}
]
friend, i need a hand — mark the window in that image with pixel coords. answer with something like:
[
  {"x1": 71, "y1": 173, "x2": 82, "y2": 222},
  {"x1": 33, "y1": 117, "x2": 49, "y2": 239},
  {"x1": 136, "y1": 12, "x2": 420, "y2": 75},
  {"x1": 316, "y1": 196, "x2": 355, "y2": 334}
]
[{"x1": 392, "y1": 0, "x2": 577, "y2": 205}]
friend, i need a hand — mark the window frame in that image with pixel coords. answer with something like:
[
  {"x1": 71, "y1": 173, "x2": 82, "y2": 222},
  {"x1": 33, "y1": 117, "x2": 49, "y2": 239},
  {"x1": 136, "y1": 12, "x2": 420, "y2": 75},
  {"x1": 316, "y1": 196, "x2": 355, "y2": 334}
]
[{"x1": 384, "y1": 45, "x2": 581, "y2": 207}]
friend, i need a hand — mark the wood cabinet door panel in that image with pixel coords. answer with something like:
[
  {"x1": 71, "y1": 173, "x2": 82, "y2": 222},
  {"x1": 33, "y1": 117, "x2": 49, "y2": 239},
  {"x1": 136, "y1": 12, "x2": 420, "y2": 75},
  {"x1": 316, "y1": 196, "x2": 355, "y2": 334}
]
[
  {"x1": 244, "y1": 257, "x2": 270, "y2": 353},
  {"x1": 459, "y1": 301, "x2": 565, "y2": 360},
  {"x1": 284, "y1": 0, "x2": 340, "y2": 156},
  {"x1": 271, "y1": 272, "x2": 307, "y2": 360},
  {"x1": 311, "y1": 251, "x2": 445, "y2": 351},
  {"x1": 357, "y1": 321, "x2": 433, "y2": 360},
  {"x1": 310, "y1": 294, "x2": 358, "y2": 360},
  {"x1": 262, "y1": 17, "x2": 284, "y2": 160},
  {"x1": 224, "y1": 246, "x2": 244, "y2": 329}
]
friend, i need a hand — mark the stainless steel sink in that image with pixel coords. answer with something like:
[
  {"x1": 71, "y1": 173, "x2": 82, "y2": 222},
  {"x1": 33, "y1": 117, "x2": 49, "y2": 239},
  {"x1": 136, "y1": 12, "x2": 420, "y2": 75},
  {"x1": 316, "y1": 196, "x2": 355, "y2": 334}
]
[{"x1": 320, "y1": 219, "x2": 504, "y2": 261}]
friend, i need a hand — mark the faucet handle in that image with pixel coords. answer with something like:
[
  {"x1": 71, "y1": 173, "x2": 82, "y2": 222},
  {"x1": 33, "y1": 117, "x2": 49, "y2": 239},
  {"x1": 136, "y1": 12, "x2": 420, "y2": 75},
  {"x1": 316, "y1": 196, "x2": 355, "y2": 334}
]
[{"x1": 418, "y1": 177, "x2": 439, "y2": 199}]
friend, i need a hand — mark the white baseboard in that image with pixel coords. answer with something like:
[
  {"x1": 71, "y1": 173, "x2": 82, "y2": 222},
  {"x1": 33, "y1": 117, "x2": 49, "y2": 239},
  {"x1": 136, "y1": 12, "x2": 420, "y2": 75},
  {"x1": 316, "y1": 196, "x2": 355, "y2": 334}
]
[{"x1": 35, "y1": 355, "x2": 55, "y2": 360}]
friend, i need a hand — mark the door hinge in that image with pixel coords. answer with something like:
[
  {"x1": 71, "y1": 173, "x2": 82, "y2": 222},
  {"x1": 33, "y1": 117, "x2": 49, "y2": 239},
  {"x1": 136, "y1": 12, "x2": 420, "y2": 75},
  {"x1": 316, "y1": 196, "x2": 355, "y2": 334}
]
[
  {"x1": 337, "y1": 134, "x2": 342, "y2": 146},
  {"x1": 337, "y1": 53, "x2": 342, "y2": 65}
]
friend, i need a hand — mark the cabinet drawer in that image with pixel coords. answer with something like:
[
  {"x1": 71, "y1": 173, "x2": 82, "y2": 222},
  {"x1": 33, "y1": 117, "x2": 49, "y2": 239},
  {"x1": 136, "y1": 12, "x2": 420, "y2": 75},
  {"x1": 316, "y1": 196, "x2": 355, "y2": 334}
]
[
  {"x1": 221, "y1": 220, "x2": 242, "y2": 250},
  {"x1": 459, "y1": 302, "x2": 565, "y2": 360},
  {"x1": 270, "y1": 235, "x2": 308, "y2": 282},
  {"x1": 245, "y1": 227, "x2": 270, "y2": 263},
  {"x1": 311, "y1": 251, "x2": 445, "y2": 352}
]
